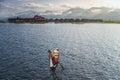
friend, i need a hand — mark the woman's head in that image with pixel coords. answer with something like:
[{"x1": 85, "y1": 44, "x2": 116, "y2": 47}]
[
  {"x1": 48, "y1": 50, "x2": 52, "y2": 53},
  {"x1": 55, "y1": 48, "x2": 59, "y2": 51}
]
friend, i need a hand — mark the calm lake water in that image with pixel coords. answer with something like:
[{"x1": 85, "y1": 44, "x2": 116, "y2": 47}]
[{"x1": 0, "y1": 23, "x2": 120, "y2": 80}]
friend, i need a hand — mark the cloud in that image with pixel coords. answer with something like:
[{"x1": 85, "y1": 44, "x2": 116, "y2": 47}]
[
  {"x1": 15, "y1": 2, "x2": 71, "y2": 12},
  {"x1": 0, "y1": 2, "x2": 17, "y2": 17},
  {"x1": 60, "y1": 4, "x2": 72, "y2": 8},
  {"x1": 0, "y1": 0, "x2": 73, "y2": 18},
  {"x1": 0, "y1": 0, "x2": 4, "y2": 2},
  {"x1": 0, "y1": 0, "x2": 120, "y2": 20}
]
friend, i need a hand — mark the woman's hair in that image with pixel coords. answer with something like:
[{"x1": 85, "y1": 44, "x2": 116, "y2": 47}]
[
  {"x1": 56, "y1": 48, "x2": 59, "y2": 51},
  {"x1": 48, "y1": 50, "x2": 52, "y2": 53}
]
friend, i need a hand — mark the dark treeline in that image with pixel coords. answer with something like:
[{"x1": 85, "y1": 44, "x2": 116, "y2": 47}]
[{"x1": 8, "y1": 15, "x2": 103, "y2": 23}]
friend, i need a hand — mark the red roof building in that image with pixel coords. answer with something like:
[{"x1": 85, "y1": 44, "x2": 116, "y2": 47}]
[{"x1": 34, "y1": 15, "x2": 43, "y2": 20}]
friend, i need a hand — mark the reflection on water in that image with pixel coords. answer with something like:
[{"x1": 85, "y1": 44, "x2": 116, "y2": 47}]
[
  {"x1": 44, "y1": 63, "x2": 64, "y2": 80},
  {"x1": 0, "y1": 23, "x2": 120, "y2": 80},
  {"x1": 50, "y1": 68, "x2": 63, "y2": 80}
]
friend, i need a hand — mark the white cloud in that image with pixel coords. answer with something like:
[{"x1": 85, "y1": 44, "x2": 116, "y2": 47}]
[
  {"x1": 0, "y1": 1, "x2": 72, "y2": 17},
  {"x1": 22, "y1": 2, "x2": 72, "y2": 14},
  {"x1": 1, "y1": 0, "x2": 120, "y2": 18}
]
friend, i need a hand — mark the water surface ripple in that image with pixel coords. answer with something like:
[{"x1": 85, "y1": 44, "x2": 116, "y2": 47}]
[{"x1": 0, "y1": 23, "x2": 120, "y2": 80}]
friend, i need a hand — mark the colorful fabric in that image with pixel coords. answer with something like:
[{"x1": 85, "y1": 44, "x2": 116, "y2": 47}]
[{"x1": 52, "y1": 52, "x2": 59, "y2": 65}]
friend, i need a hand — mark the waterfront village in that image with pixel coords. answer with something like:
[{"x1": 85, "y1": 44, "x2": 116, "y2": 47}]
[{"x1": 8, "y1": 15, "x2": 103, "y2": 23}]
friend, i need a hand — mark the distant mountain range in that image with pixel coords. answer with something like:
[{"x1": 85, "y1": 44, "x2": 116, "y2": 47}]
[
  {"x1": 1, "y1": 7, "x2": 120, "y2": 20},
  {"x1": 42, "y1": 7, "x2": 120, "y2": 20}
]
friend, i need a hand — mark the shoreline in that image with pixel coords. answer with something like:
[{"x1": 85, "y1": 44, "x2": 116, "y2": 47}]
[{"x1": 1, "y1": 20, "x2": 120, "y2": 24}]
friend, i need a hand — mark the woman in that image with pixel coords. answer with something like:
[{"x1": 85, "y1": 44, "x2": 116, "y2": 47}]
[
  {"x1": 48, "y1": 48, "x2": 60, "y2": 70},
  {"x1": 52, "y1": 48, "x2": 60, "y2": 65}
]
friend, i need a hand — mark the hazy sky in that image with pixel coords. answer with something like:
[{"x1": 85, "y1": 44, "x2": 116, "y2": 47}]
[
  {"x1": 1, "y1": 0, "x2": 120, "y2": 8},
  {"x1": 0, "y1": 0, "x2": 120, "y2": 18}
]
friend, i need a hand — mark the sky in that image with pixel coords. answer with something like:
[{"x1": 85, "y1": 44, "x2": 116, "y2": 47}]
[
  {"x1": 0, "y1": 0, "x2": 120, "y2": 18},
  {"x1": 1, "y1": 0, "x2": 120, "y2": 8}
]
